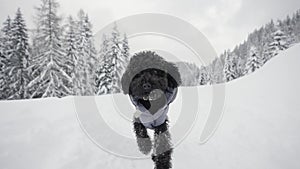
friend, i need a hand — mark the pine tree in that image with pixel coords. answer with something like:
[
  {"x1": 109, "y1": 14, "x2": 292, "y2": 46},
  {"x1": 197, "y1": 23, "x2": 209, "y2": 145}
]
[
  {"x1": 0, "y1": 16, "x2": 13, "y2": 99},
  {"x1": 75, "y1": 10, "x2": 97, "y2": 96},
  {"x1": 28, "y1": 0, "x2": 72, "y2": 98},
  {"x1": 121, "y1": 33, "x2": 130, "y2": 68},
  {"x1": 63, "y1": 16, "x2": 78, "y2": 95},
  {"x1": 293, "y1": 10, "x2": 300, "y2": 42},
  {"x1": 0, "y1": 30, "x2": 5, "y2": 99},
  {"x1": 109, "y1": 23, "x2": 122, "y2": 93},
  {"x1": 95, "y1": 24, "x2": 129, "y2": 94},
  {"x1": 194, "y1": 65, "x2": 201, "y2": 86},
  {"x1": 5, "y1": 9, "x2": 31, "y2": 99},
  {"x1": 224, "y1": 51, "x2": 238, "y2": 82},
  {"x1": 0, "y1": 32, "x2": 4, "y2": 69},
  {"x1": 120, "y1": 33, "x2": 130, "y2": 87},
  {"x1": 266, "y1": 29, "x2": 288, "y2": 59},
  {"x1": 211, "y1": 57, "x2": 224, "y2": 84},
  {"x1": 199, "y1": 66, "x2": 209, "y2": 85},
  {"x1": 245, "y1": 46, "x2": 261, "y2": 74},
  {"x1": 1, "y1": 16, "x2": 13, "y2": 58},
  {"x1": 84, "y1": 14, "x2": 97, "y2": 95},
  {"x1": 282, "y1": 15, "x2": 296, "y2": 46},
  {"x1": 95, "y1": 34, "x2": 113, "y2": 95},
  {"x1": 236, "y1": 56, "x2": 245, "y2": 77}
]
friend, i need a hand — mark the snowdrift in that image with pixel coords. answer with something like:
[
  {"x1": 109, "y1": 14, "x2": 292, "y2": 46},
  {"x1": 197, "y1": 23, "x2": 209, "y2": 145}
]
[{"x1": 0, "y1": 44, "x2": 300, "y2": 169}]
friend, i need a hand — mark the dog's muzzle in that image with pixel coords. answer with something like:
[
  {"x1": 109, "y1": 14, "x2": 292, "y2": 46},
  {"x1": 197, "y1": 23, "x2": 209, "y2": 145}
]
[{"x1": 143, "y1": 89, "x2": 164, "y2": 101}]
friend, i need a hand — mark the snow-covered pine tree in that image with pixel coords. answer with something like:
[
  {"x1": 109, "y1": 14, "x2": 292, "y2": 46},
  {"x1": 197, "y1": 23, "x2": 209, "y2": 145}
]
[
  {"x1": 1, "y1": 16, "x2": 14, "y2": 59},
  {"x1": 199, "y1": 65, "x2": 209, "y2": 85},
  {"x1": 236, "y1": 56, "x2": 246, "y2": 77},
  {"x1": 96, "y1": 23, "x2": 129, "y2": 94},
  {"x1": 244, "y1": 46, "x2": 261, "y2": 74},
  {"x1": 293, "y1": 10, "x2": 300, "y2": 43},
  {"x1": 109, "y1": 23, "x2": 123, "y2": 93},
  {"x1": 281, "y1": 15, "x2": 296, "y2": 46},
  {"x1": 0, "y1": 16, "x2": 14, "y2": 99},
  {"x1": 206, "y1": 64, "x2": 213, "y2": 85},
  {"x1": 266, "y1": 29, "x2": 288, "y2": 60},
  {"x1": 95, "y1": 26, "x2": 130, "y2": 95},
  {"x1": 0, "y1": 31, "x2": 4, "y2": 72},
  {"x1": 63, "y1": 16, "x2": 78, "y2": 95},
  {"x1": 254, "y1": 27, "x2": 268, "y2": 65},
  {"x1": 95, "y1": 34, "x2": 113, "y2": 95},
  {"x1": 31, "y1": 15, "x2": 43, "y2": 60},
  {"x1": 210, "y1": 57, "x2": 224, "y2": 84},
  {"x1": 264, "y1": 20, "x2": 277, "y2": 44},
  {"x1": 208, "y1": 59, "x2": 217, "y2": 84},
  {"x1": 223, "y1": 51, "x2": 230, "y2": 82},
  {"x1": 120, "y1": 33, "x2": 130, "y2": 87},
  {"x1": 194, "y1": 65, "x2": 201, "y2": 86},
  {"x1": 260, "y1": 20, "x2": 276, "y2": 62},
  {"x1": 28, "y1": 0, "x2": 72, "y2": 98},
  {"x1": 0, "y1": 29, "x2": 5, "y2": 100},
  {"x1": 121, "y1": 33, "x2": 130, "y2": 69},
  {"x1": 224, "y1": 51, "x2": 238, "y2": 82},
  {"x1": 84, "y1": 14, "x2": 98, "y2": 95},
  {"x1": 5, "y1": 8, "x2": 31, "y2": 99},
  {"x1": 75, "y1": 10, "x2": 97, "y2": 96}
]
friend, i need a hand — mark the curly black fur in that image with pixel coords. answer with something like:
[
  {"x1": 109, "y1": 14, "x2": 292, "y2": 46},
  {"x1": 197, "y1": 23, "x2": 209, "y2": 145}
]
[
  {"x1": 152, "y1": 150, "x2": 173, "y2": 169},
  {"x1": 121, "y1": 51, "x2": 181, "y2": 95},
  {"x1": 122, "y1": 51, "x2": 180, "y2": 169},
  {"x1": 129, "y1": 68, "x2": 167, "y2": 98},
  {"x1": 134, "y1": 120, "x2": 173, "y2": 169},
  {"x1": 152, "y1": 120, "x2": 173, "y2": 169},
  {"x1": 133, "y1": 119, "x2": 152, "y2": 155}
]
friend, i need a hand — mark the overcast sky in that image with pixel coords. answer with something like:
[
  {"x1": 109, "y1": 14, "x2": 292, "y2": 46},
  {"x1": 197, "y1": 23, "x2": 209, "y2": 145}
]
[{"x1": 0, "y1": 0, "x2": 299, "y2": 56}]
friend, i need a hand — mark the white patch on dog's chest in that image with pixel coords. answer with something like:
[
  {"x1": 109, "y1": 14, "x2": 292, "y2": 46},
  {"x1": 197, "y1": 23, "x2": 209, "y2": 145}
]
[{"x1": 134, "y1": 110, "x2": 143, "y2": 118}]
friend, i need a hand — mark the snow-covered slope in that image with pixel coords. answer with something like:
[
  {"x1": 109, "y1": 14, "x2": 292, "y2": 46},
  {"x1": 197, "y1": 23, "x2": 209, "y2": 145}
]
[{"x1": 0, "y1": 44, "x2": 300, "y2": 169}]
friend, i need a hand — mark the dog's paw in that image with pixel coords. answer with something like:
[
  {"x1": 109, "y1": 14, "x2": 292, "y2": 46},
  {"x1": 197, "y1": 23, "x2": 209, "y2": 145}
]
[
  {"x1": 136, "y1": 136, "x2": 152, "y2": 155},
  {"x1": 153, "y1": 149, "x2": 173, "y2": 169}
]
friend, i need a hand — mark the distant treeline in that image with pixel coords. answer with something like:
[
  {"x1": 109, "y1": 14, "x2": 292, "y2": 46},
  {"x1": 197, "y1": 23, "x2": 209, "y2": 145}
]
[{"x1": 177, "y1": 9, "x2": 300, "y2": 86}]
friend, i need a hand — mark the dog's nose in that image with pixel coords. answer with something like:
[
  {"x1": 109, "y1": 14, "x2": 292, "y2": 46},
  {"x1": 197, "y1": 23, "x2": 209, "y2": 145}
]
[{"x1": 142, "y1": 83, "x2": 152, "y2": 90}]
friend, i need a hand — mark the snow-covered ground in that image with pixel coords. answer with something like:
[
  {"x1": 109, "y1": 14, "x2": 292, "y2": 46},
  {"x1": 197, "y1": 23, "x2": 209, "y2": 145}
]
[{"x1": 1, "y1": 44, "x2": 300, "y2": 169}]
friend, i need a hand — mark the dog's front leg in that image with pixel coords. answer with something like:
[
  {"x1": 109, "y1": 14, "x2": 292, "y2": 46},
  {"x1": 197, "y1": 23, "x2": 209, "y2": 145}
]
[
  {"x1": 133, "y1": 118, "x2": 152, "y2": 155},
  {"x1": 152, "y1": 121, "x2": 173, "y2": 169}
]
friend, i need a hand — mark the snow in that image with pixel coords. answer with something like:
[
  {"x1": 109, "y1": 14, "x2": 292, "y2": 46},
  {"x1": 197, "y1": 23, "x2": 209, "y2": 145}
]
[{"x1": 1, "y1": 44, "x2": 300, "y2": 168}]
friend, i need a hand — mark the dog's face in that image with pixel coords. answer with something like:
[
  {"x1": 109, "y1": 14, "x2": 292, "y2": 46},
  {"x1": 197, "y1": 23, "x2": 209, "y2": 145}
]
[
  {"x1": 129, "y1": 68, "x2": 169, "y2": 112},
  {"x1": 129, "y1": 68, "x2": 167, "y2": 99}
]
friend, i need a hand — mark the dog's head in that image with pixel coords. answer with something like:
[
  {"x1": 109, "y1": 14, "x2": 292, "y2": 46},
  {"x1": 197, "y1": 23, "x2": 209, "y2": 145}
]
[{"x1": 121, "y1": 51, "x2": 181, "y2": 111}]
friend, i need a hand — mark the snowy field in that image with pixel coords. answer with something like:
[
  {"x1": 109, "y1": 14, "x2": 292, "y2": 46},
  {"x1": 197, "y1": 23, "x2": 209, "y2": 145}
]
[{"x1": 0, "y1": 44, "x2": 300, "y2": 169}]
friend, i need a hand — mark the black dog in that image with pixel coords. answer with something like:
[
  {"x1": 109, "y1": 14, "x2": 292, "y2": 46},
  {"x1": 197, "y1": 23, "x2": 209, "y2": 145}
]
[{"x1": 121, "y1": 51, "x2": 181, "y2": 169}]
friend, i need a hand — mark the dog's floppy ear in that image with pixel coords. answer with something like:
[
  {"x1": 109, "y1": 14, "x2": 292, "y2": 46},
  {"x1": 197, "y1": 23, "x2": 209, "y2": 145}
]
[
  {"x1": 167, "y1": 73, "x2": 179, "y2": 89},
  {"x1": 166, "y1": 62, "x2": 182, "y2": 88}
]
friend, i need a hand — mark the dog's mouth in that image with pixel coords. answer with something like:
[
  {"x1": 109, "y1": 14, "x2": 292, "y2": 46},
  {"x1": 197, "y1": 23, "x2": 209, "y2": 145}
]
[{"x1": 142, "y1": 89, "x2": 164, "y2": 101}]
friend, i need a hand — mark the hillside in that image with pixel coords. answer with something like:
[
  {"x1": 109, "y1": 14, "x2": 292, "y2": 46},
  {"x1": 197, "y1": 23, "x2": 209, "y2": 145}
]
[{"x1": 0, "y1": 44, "x2": 299, "y2": 168}]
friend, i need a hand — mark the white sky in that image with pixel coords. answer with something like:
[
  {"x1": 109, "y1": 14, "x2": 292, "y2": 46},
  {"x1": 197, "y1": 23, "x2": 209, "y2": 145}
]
[{"x1": 0, "y1": 0, "x2": 299, "y2": 56}]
